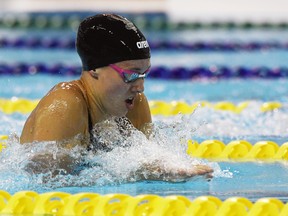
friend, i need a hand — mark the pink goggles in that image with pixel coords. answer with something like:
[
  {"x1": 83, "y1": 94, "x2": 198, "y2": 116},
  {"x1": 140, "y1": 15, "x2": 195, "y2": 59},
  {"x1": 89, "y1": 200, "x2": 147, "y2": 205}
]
[{"x1": 109, "y1": 64, "x2": 150, "y2": 83}]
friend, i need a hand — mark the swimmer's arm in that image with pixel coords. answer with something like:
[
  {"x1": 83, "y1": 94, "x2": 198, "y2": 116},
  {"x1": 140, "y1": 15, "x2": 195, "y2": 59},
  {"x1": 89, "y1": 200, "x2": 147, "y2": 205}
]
[
  {"x1": 20, "y1": 85, "x2": 88, "y2": 175},
  {"x1": 136, "y1": 161, "x2": 213, "y2": 182},
  {"x1": 126, "y1": 93, "x2": 152, "y2": 137},
  {"x1": 24, "y1": 152, "x2": 76, "y2": 176}
]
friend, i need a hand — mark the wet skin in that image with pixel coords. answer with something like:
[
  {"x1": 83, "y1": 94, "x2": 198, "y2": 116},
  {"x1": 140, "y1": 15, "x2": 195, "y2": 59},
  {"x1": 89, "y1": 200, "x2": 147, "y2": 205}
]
[
  {"x1": 20, "y1": 58, "x2": 213, "y2": 180},
  {"x1": 20, "y1": 59, "x2": 152, "y2": 145}
]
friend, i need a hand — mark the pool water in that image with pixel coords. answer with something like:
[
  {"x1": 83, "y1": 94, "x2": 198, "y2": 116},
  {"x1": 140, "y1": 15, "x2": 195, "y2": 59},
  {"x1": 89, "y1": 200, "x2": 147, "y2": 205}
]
[
  {"x1": 1, "y1": 75, "x2": 288, "y2": 202},
  {"x1": 1, "y1": 19, "x2": 288, "y2": 202}
]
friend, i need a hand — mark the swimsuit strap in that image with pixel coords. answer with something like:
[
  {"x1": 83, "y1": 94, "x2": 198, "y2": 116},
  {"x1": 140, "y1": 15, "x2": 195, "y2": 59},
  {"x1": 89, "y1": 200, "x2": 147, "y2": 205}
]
[
  {"x1": 87, "y1": 106, "x2": 94, "y2": 144},
  {"x1": 70, "y1": 80, "x2": 94, "y2": 147}
]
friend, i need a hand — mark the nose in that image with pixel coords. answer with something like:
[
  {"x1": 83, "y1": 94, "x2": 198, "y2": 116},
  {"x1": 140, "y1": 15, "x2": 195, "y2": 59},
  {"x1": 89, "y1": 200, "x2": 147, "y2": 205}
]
[{"x1": 131, "y1": 78, "x2": 144, "y2": 93}]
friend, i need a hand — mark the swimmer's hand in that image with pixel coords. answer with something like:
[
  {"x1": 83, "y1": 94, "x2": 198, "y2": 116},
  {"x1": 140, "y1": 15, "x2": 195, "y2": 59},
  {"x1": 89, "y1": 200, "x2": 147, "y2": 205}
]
[
  {"x1": 24, "y1": 153, "x2": 76, "y2": 177},
  {"x1": 137, "y1": 161, "x2": 213, "y2": 182}
]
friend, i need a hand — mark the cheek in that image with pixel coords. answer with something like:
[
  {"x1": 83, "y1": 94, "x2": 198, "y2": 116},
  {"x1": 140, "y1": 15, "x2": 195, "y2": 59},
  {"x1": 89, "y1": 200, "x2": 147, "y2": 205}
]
[
  {"x1": 105, "y1": 82, "x2": 128, "y2": 100},
  {"x1": 101, "y1": 72, "x2": 130, "y2": 101}
]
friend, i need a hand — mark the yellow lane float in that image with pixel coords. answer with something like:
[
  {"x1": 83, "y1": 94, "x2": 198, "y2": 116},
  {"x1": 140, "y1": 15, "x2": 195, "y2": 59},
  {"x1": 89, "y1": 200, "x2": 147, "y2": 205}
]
[
  {"x1": 0, "y1": 191, "x2": 288, "y2": 216},
  {"x1": 0, "y1": 98, "x2": 284, "y2": 115}
]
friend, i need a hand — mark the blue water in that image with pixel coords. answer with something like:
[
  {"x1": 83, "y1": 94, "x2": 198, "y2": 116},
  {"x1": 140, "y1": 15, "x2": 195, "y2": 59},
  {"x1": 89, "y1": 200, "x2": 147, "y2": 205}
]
[
  {"x1": 1, "y1": 28, "x2": 288, "y2": 68},
  {"x1": 2, "y1": 28, "x2": 288, "y2": 42},
  {"x1": 51, "y1": 162, "x2": 288, "y2": 201},
  {"x1": 1, "y1": 26, "x2": 288, "y2": 201},
  {"x1": 1, "y1": 49, "x2": 288, "y2": 68},
  {"x1": 1, "y1": 74, "x2": 288, "y2": 201},
  {"x1": 1, "y1": 74, "x2": 288, "y2": 102}
]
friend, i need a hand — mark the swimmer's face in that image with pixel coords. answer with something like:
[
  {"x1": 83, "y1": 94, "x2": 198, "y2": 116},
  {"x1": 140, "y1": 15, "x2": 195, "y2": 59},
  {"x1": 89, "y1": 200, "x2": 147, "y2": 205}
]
[{"x1": 99, "y1": 58, "x2": 150, "y2": 117}]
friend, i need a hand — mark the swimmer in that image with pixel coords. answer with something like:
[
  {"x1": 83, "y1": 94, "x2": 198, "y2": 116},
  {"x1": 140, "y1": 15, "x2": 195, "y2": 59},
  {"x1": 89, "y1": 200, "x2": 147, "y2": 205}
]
[{"x1": 20, "y1": 14, "x2": 213, "y2": 180}]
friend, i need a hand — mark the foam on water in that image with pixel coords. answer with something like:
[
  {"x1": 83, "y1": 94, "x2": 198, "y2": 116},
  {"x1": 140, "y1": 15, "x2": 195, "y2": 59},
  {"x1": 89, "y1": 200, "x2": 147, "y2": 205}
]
[
  {"x1": 194, "y1": 101, "x2": 288, "y2": 139},
  {"x1": 155, "y1": 101, "x2": 288, "y2": 143},
  {"x1": 1, "y1": 101, "x2": 288, "y2": 194},
  {"x1": 0, "y1": 115, "x2": 225, "y2": 194}
]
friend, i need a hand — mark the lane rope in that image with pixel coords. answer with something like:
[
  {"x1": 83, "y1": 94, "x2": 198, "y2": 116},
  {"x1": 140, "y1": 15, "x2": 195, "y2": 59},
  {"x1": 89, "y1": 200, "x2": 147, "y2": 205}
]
[
  {"x1": 0, "y1": 63, "x2": 287, "y2": 78},
  {"x1": 1, "y1": 135, "x2": 288, "y2": 161},
  {"x1": 1, "y1": 36, "x2": 288, "y2": 51},
  {"x1": 186, "y1": 140, "x2": 288, "y2": 161},
  {"x1": 0, "y1": 98, "x2": 282, "y2": 114},
  {"x1": 0, "y1": 99, "x2": 285, "y2": 161},
  {"x1": 0, "y1": 190, "x2": 287, "y2": 215},
  {"x1": 1, "y1": 13, "x2": 288, "y2": 30}
]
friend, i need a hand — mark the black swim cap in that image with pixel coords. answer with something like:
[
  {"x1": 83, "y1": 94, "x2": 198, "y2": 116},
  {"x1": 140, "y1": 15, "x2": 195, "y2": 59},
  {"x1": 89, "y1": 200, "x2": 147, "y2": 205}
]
[{"x1": 76, "y1": 14, "x2": 151, "y2": 70}]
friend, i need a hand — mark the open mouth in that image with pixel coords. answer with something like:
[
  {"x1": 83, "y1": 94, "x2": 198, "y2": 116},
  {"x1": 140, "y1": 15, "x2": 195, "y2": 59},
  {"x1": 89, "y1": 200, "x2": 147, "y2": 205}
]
[
  {"x1": 125, "y1": 97, "x2": 134, "y2": 105},
  {"x1": 125, "y1": 96, "x2": 135, "y2": 110}
]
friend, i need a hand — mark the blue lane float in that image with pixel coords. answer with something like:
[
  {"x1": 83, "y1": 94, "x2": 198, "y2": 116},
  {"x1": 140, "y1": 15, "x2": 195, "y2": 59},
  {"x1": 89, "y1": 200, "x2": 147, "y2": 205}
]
[
  {"x1": 0, "y1": 63, "x2": 287, "y2": 79},
  {"x1": 1, "y1": 37, "x2": 288, "y2": 51}
]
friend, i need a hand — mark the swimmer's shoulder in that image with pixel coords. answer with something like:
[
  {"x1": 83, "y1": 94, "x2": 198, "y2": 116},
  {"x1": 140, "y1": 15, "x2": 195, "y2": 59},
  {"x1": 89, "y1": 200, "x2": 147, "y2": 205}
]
[
  {"x1": 21, "y1": 80, "x2": 89, "y2": 143},
  {"x1": 33, "y1": 80, "x2": 89, "y2": 128},
  {"x1": 49, "y1": 80, "x2": 86, "y2": 98},
  {"x1": 39, "y1": 80, "x2": 88, "y2": 109}
]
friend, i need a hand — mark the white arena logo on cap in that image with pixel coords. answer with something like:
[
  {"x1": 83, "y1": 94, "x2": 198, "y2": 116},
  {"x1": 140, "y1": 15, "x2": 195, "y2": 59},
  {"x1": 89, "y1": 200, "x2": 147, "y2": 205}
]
[{"x1": 136, "y1": 41, "x2": 149, "y2": 49}]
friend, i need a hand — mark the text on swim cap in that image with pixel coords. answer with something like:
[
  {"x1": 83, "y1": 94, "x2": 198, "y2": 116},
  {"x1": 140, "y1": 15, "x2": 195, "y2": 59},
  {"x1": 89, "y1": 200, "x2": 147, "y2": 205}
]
[{"x1": 136, "y1": 41, "x2": 149, "y2": 49}]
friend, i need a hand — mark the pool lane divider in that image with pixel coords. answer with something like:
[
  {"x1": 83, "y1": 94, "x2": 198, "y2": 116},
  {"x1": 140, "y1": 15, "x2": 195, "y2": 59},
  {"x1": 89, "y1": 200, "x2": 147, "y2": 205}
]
[
  {"x1": 0, "y1": 190, "x2": 287, "y2": 216},
  {"x1": 186, "y1": 140, "x2": 288, "y2": 161},
  {"x1": 0, "y1": 98, "x2": 282, "y2": 114},
  {"x1": 1, "y1": 135, "x2": 288, "y2": 161},
  {"x1": 2, "y1": 36, "x2": 288, "y2": 51},
  {"x1": 1, "y1": 12, "x2": 288, "y2": 31},
  {"x1": 149, "y1": 100, "x2": 282, "y2": 115},
  {"x1": 1, "y1": 63, "x2": 288, "y2": 79},
  {"x1": 0, "y1": 99, "x2": 286, "y2": 161},
  {"x1": 0, "y1": 135, "x2": 7, "y2": 151}
]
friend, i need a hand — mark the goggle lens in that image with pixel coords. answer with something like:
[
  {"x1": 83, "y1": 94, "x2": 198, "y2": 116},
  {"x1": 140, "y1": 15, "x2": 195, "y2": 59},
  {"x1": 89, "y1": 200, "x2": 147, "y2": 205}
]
[
  {"x1": 123, "y1": 72, "x2": 147, "y2": 83},
  {"x1": 109, "y1": 64, "x2": 149, "y2": 83}
]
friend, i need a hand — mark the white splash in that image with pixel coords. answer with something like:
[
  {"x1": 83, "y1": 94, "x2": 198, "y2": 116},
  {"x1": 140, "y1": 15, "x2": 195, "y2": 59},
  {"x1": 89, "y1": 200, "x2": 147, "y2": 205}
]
[{"x1": 0, "y1": 115, "x2": 225, "y2": 192}]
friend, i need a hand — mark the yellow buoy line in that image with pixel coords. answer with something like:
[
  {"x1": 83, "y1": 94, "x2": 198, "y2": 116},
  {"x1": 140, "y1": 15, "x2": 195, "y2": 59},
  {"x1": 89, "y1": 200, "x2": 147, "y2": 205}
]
[
  {"x1": 0, "y1": 100, "x2": 287, "y2": 215},
  {"x1": 149, "y1": 100, "x2": 283, "y2": 115},
  {"x1": 1, "y1": 190, "x2": 288, "y2": 216},
  {"x1": 0, "y1": 190, "x2": 288, "y2": 216},
  {"x1": 0, "y1": 136, "x2": 288, "y2": 161},
  {"x1": 0, "y1": 98, "x2": 284, "y2": 115},
  {"x1": 186, "y1": 140, "x2": 288, "y2": 161},
  {"x1": 0, "y1": 97, "x2": 286, "y2": 161},
  {"x1": 0, "y1": 98, "x2": 39, "y2": 114}
]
